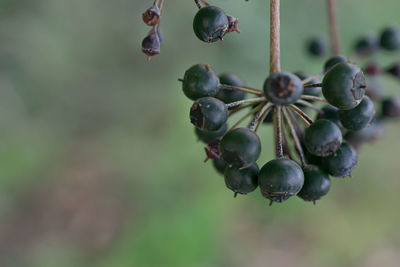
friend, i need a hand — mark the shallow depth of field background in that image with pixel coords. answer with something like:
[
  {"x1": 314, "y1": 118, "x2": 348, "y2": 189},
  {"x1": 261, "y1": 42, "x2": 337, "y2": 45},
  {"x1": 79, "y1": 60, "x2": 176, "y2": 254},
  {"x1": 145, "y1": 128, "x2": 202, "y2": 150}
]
[{"x1": 0, "y1": 0, "x2": 400, "y2": 266}]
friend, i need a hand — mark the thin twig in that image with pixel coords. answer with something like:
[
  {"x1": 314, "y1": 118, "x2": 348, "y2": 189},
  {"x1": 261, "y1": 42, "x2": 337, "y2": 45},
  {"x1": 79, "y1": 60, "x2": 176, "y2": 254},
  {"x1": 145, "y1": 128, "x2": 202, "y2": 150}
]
[
  {"x1": 249, "y1": 103, "x2": 273, "y2": 130},
  {"x1": 229, "y1": 102, "x2": 257, "y2": 116},
  {"x1": 303, "y1": 83, "x2": 322, "y2": 89},
  {"x1": 255, "y1": 104, "x2": 274, "y2": 132},
  {"x1": 282, "y1": 108, "x2": 307, "y2": 167},
  {"x1": 219, "y1": 84, "x2": 264, "y2": 95},
  {"x1": 327, "y1": 0, "x2": 341, "y2": 55},
  {"x1": 301, "y1": 71, "x2": 326, "y2": 85},
  {"x1": 287, "y1": 108, "x2": 305, "y2": 139},
  {"x1": 289, "y1": 104, "x2": 313, "y2": 127},
  {"x1": 300, "y1": 95, "x2": 328, "y2": 103},
  {"x1": 226, "y1": 97, "x2": 266, "y2": 108},
  {"x1": 281, "y1": 115, "x2": 293, "y2": 159},
  {"x1": 270, "y1": 0, "x2": 281, "y2": 73},
  {"x1": 296, "y1": 99, "x2": 323, "y2": 113},
  {"x1": 200, "y1": 0, "x2": 210, "y2": 6},
  {"x1": 227, "y1": 103, "x2": 264, "y2": 133},
  {"x1": 273, "y1": 105, "x2": 284, "y2": 158}
]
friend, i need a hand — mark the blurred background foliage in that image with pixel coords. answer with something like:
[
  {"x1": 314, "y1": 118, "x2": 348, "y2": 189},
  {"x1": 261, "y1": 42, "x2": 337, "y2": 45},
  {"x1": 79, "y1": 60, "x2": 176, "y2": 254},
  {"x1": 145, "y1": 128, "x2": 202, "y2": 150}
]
[{"x1": 0, "y1": 0, "x2": 399, "y2": 266}]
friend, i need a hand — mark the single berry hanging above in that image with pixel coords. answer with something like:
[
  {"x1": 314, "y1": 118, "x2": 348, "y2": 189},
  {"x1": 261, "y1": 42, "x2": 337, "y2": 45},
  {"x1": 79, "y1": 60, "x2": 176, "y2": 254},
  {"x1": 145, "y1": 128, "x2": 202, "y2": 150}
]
[{"x1": 178, "y1": 0, "x2": 374, "y2": 206}]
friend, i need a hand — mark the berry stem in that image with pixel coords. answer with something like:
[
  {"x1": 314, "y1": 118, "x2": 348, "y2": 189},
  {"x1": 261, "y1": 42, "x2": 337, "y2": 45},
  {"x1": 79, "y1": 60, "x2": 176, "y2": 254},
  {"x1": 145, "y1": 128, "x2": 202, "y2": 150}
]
[
  {"x1": 281, "y1": 121, "x2": 293, "y2": 160},
  {"x1": 225, "y1": 96, "x2": 266, "y2": 108},
  {"x1": 327, "y1": 0, "x2": 341, "y2": 55},
  {"x1": 227, "y1": 103, "x2": 264, "y2": 132},
  {"x1": 301, "y1": 71, "x2": 326, "y2": 85},
  {"x1": 255, "y1": 104, "x2": 273, "y2": 132},
  {"x1": 283, "y1": 107, "x2": 307, "y2": 167},
  {"x1": 269, "y1": 0, "x2": 281, "y2": 73},
  {"x1": 229, "y1": 102, "x2": 258, "y2": 116},
  {"x1": 201, "y1": 0, "x2": 210, "y2": 6},
  {"x1": 296, "y1": 99, "x2": 323, "y2": 113},
  {"x1": 289, "y1": 104, "x2": 313, "y2": 126},
  {"x1": 219, "y1": 84, "x2": 264, "y2": 95},
  {"x1": 194, "y1": 0, "x2": 201, "y2": 9},
  {"x1": 303, "y1": 83, "x2": 322, "y2": 89},
  {"x1": 300, "y1": 95, "x2": 328, "y2": 103},
  {"x1": 249, "y1": 103, "x2": 274, "y2": 130},
  {"x1": 273, "y1": 105, "x2": 284, "y2": 158}
]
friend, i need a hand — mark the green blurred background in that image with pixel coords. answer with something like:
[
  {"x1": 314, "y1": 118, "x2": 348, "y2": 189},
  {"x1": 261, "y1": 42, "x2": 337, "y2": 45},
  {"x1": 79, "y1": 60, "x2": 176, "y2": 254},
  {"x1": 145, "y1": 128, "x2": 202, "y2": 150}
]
[{"x1": 0, "y1": 0, "x2": 400, "y2": 266}]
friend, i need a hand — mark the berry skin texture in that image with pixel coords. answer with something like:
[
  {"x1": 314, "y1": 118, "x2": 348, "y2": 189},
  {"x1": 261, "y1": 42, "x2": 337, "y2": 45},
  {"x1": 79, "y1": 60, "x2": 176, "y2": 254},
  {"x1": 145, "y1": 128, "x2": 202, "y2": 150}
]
[
  {"x1": 322, "y1": 62, "x2": 366, "y2": 110},
  {"x1": 182, "y1": 64, "x2": 220, "y2": 100},
  {"x1": 193, "y1": 6, "x2": 229, "y2": 43},
  {"x1": 321, "y1": 143, "x2": 358, "y2": 177},
  {"x1": 316, "y1": 105, "x2": 345, "y2": 133},
  {"x1": 213, "y1": 158, "x2": 226, "y2": 174},
  {"x1": 306, "y1": 37, "x2": 327, "y2": 57},
  {"x1": 382, "y1": 97, "x2": 400, "y2": 118},
  {"x1": 258, "y1": 158, "x2": 304, "y2": 203},
  {"x1": 339, "y1": 96, "x2": 375, "y2": 131},
  {"x1": 304, "y1": 119, "x2": 342, "y2": 157},
  {"x1": 195, "y1": 123, "x2": 227, "y2": 144},
  {"x1": 323, "y1": 55, "x2": 348, "y2": 72},
  {"x1": 298, "y1": 165, "x2": 331, "y2": 203},
  {"x1": 263, "y1": 72, "x2": 303, "y2": 105},
  {"x1": 380, "y1": 26, "x2": 400, "y2": 51},
  {"x1": 216, "y1": 73, "x2": 245, "y2": 104},
  {"x1": 190, "y1": 97, "x2": 228, "y2": 131},
  {"x1": 224, "y1": 163, "x2": 259, "y2": 195},
  {"x1": 220, "y1": 128, "x2": 261, "y2": 169}
]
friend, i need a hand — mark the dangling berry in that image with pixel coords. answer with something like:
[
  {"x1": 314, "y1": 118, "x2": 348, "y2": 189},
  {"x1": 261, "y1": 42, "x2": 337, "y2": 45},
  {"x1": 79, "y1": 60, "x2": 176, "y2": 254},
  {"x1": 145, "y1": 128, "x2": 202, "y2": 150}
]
[
  {"x1": 316, "y1": 105, "x2": 345, "y2": 133},
  {"x1": 259, "y1": 158, "x2": 304, "y2": 204},
  {"x1": 224, "y1": 163, "x2": 259, "y2": 195},
  {"x1": 195, "y1": 123, "x2": 227, "y2": 143},
  {"x1": 353, "y1": 35, "x2": 379, "y2": 56},
  {"x1": 215, "y1": 73, "x2": 245, "y2": 104},
  {"x1": 213, "y1": 158, "x2": 226, "y2": 174},
  {"x1": 321, "y1": 143, "x2": 358, "y2": 177},
  {"x1": 220, "y1": 128, "x2": 261, "y2": 168},
  {"x1": 306, "y1": 37, "x2": 327, "y2": 57},
  {"x1": 182, "y1": 64, "x2": 220, "y2": 100},
  {"x1": 304, "y1": 119, "x2": 342, "y2": 157},
  {"x1": 295, "y1": 71, "x2": 321, "y2": 98},
  {"x1": 142, "y1": 29, "x2": 161, "y2": 59},
  {"x1": 323, "y1": 55, "x2": 348, "y2": 72},
  {"x1": 382, "y1": 97, "x2": 400, "y2": 118},
  {"x1": 297, "y1": 165, "x2": 331, "y2": 203},
  {"x1": 386, "y1": 62, "x2": 400, "y2": 80},
  {"x1": 344, "y1": 118, "x2": 385, "y2": 149},
  {"x1": 339, "y1": 96, "x2": 375, "y2": 131},
  {"x1": 380, "y1": 26, "x2": 400, "y2": 51},
  {"x1": 322, "y1": 62, "x2": 366, "y2": 110},
  {"x1": 193, "y1": 6, "x2": 229, "y2": 43},
  {"x1": 190, "y1": 97, "x2": 228, "y2": 131},
  {"x1": 263, "y1": 72, "x2": 303, "y2": 105},
  {"x1": 142, "y1": 4, "x2": 161, "y2": 26}
]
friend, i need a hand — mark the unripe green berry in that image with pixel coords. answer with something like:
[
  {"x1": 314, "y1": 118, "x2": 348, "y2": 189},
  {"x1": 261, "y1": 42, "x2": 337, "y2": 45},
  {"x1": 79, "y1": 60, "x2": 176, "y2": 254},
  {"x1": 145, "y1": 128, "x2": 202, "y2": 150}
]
[
  {"x1": 224, "y1": 163, "x2": 259, "y2": 195},
  {"x1": 193, "y1": 6, "x2": 229, "y2": 43},
  {"x1": 321, "y1": 143, "x2": 358, "y2": 177},
  {"x1": 190, "y1": 97, "x2": 228, "y2": 131},
  {"x1": 339, "y1": 96, "x2": 375, "y2": 131},
  {"x1": 304, "y1": 119, "x2": 342, "y2": 157},
  {"x1": 298, "y1": 165, "x2": 331, "y2": 203},
  {"x1": 182, "y1": 64, "x2": 220, "y2": 100}
]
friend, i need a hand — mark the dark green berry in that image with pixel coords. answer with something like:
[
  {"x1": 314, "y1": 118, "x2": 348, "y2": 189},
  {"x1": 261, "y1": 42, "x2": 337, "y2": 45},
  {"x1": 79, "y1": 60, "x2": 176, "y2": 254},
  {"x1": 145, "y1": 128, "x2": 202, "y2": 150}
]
[
  {"x1": 259, "y1": 158, "x2": 304, "y2": 203},
  {"x1": 182, "y1": 64, "x2": 220, "y2": 100},
  {"x1": 323, "y1": 55, "x2": 348, "y2": 72},
  {"x1": 316, "y1": 105, "x2": 345, "y2": 133},
  {"x1": 195, "y1": 123, "x2": 227, "y2": 143},
  {"x1": 322, "y1": 62, "x2": 366, "y2": 110},
  {"x1": 354, "y1": 35, "x2": 379, "y2": 56},
  {"x1": 306, "y1": 37, "x2": 327, "y2": 57},
  {"x1": 344, "y1": 118, "x2": 384, "y2": 149},
  {"x1": 339, "y1": 96, "x2": 375, "y2": 131},
  {"x1": 382, "y1": 97, "x2": 400, "y2": 118},
  {"x1": 305, "y1": 119, "x2": 342, "y2": 157},
  {"x1": 295, "y1": 71, "x2": 321, "y2": 97},
  {"x1": 380, "y1": 26, "x2": 400, "y2": 51},
  {"x1": 216, "y1": 73, "x2": 245, "y2": 104},
  {"x1": 193, "y1": 6, "x2": 229, "y2": 43},
  {"x1": 321, "y1": 143, "x2": 358, "y2": 177},
  {"x1": 220, "y1": 128, "x2": 261, "y2": 168},
  {"x1": 263, "y1": 72, "x2": 303, "y2": 105},
  {"x1": 298, "y1": 165, "x2": 331, "y2": 203},
  {"x1": 190, "y1": 97, "x2": 228, "y2": 131},
  {"x1": 224, "y1": 163, "x2": 259, "y2": 195},
  {"x1": 213, "y1": 158, "x2": 226, "y2": 175}
]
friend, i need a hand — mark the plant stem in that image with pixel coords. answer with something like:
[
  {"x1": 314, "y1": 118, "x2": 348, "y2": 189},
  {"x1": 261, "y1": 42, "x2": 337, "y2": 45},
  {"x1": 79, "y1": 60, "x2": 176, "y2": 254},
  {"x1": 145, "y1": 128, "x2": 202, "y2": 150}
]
[
  {"x1": 327, "y1": 0, "x2": 341, "y2": 55},
  {"x1": 270, "y1": 0, "x2": 281, "y2": 73},
  {"x1": 296, "y1": 99, "x2": 323, "y2": 113},
  {"x1": 219, "y1": 84, "x2": 264, "y2": 95},
  {"x1": 249, "y1": 103, "x2": 273, "y2": 130},
  {"x1": 226, "y1": 97, "x2": 266, "y2": 108},
  {"x1": 227, "y1": 103, "x2": 264, "y2": 132},
  {"x1": 303, "y1": 83, "x2": 322, "y2": 89},
  {"x1": 300, "y1": 95, "x2": 328, "y2": 103},
  {"x1": 283, "y1": 108, "x2": 307, "y2": 167},
  {"x1": 273, "y1": 105, "x2": 284, "y2": 158},
  {"x1": 289, "y1": 104, "x2": 313, "y2": 126},
  {"x1": 229, "y1": 102, "x2": 257, "y2": 116}
]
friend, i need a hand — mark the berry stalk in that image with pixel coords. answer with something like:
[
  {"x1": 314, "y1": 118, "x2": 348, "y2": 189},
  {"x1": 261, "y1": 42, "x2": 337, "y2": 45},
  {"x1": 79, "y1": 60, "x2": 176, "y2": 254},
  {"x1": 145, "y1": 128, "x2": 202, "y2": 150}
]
[
  {"x1": 269, "y1": 0, "x2": 281, "y2": 73},
  {"x1": 283, "y1": 108, "x2": 307, "y2": 167}
]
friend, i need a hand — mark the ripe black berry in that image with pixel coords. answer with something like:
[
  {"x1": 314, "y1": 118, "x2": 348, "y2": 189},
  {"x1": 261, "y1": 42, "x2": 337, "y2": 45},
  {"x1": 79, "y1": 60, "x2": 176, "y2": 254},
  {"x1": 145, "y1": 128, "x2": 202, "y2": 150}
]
[
  {"x1": 353, "y1": 35, "x2": 379, "y2": 56},
  {"x1": 306, "y1": 37, "x2": 327, "y2": 57},
  {"x1": 382, "y1": 97, "x2": 400, "y2": 118},
  {"x1": 215, "y1": 73, "x2": 245, "y2": 104},
  {"x1": 193, "y1": 6, "x2": 229, "y2": 43},
  {"x1": 195, "y1": 123, "x2": 227, "y2": 143},
  {"x1": 380, "y1": 26, "x2": 400, "y2": 51},
  {"x1": 304, "y1": 119, "x2": 342, "y2": 157},
  {"x1": 321, "y1": 143, "x2": 358, "y2": 177},
  {"x1": 213, "y1": 158, "x2": 226, "y2": 174},
  {"x1": 297, "y1": 165, "x2": 331, "y2": 203},
  {"x1": 224, "y1": 163, "x2": 259, "y2": 195},
  {"x1": 323, "y1": 55, "x2": 348, "y2": 72},
  {"x1": 182, "y1": 64, "x2": 220, "y2": 100},
  {"x1": 259, "y1": 158, "x2": 304, "y2": 203},
  {"x1": 263, "y1": 72, "x2": 303, "y2": 105},
  {"x1": 220, "y1": 128, "x2": 261, "y2": 168},
  {"x1": 322, "y1": 62, "x2": 366, "y2": 110},
  {"x1": 316, "y1": 105, "x2": 345, "y2": 133},
  {"x1": 190, "y1": 97, "x2": 228, "y2": 131},
  {"x1": 339, "y1": 96, "x2": 375, "y2": 131}
]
